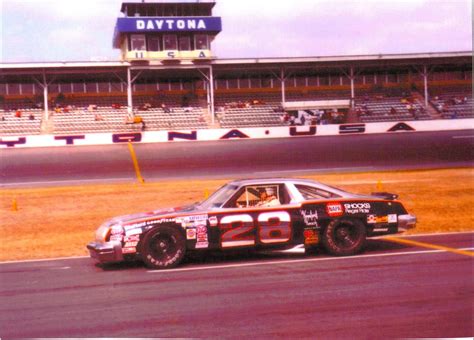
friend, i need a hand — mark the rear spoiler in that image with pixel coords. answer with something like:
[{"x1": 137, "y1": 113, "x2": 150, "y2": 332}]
[{"x1": 371, "y1": 192, "x2": 399, "y2": 200}]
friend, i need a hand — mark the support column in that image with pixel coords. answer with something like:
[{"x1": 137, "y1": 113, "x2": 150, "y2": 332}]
[
  {"x1": 280, "y1": 68, "x2": 286, "y2": 104},
  {"x1": 209, "y1": 66, "x2": 215, "y2": 125},
  {"x1": 350, "y1": 66, "x2": 355, "y2": 109},
  {"x1": 127, "y1": 67, "x2": 133, "y2": 115},
  {"x1": 42, "y1": 70, "x2": 49, "y2": 121},
  {"x1": 423, "y1": 65, "x2": 429, "y2": 107}
]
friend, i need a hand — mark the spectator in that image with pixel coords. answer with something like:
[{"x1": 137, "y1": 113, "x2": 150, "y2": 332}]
[
  {"x1": 94, "y1": 113, "x2": 104, "y2": 121},
  {"x1": 125, "y1": 114, "x2": 146, "y2": 131},
  {"x1": 15, "y1": 110, "x2": 22, "y2": 118},
  {"x1": 390, "y1": 106, "x2": 397, "y2": 115},
  {"x1": 28, "y1": 113, "x2": 35, "y2": 120}
]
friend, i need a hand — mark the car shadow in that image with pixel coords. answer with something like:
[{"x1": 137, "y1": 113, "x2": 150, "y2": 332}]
[{"x1": 98, "y1": 238, "x2": 413, "y2": 271}]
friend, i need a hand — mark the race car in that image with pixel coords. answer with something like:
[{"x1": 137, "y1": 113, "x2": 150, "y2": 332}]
[{"x1": 87, "y1": 178, "x2": 416, "y2": 269}]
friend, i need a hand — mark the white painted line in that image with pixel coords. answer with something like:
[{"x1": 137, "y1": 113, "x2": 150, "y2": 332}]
[
  {"x1": 375, "y1": 230, "x2": 474, "y2": 239},
  {"x1": 0, "y1": 177, "x2": 132, "y2": 188},
  {"x1": 452, "y1": 135, "x2": 474, "y2": 139},
  {"x1": 147, "y1": 247, "x2": 474, "y2": 274},
  {"x1": 252, "y1": 167, "x2": 374, "y2": 175},
  {"x1": 0, "y1": 255, "x2": 88, "y2": 265}
]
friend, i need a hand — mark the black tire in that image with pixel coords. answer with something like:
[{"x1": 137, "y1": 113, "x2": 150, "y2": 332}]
[
  {"x1": 141, "y1": 226, "x2": 186, "y2": 269},
  {"x1": 321, "y1": 218, "x2": 366, "y2": 256}
]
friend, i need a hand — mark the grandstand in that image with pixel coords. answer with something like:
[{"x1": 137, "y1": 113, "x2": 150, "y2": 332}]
[{"x1": 0, "y1": 1, "x2": 472, "y2": 137}]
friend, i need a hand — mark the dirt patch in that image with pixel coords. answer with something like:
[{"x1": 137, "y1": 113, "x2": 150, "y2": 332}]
[{"x1": 1, "y1": 168, "x2": 473, "y2": 261}]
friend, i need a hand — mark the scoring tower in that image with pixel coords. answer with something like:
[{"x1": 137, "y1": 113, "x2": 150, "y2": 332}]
[{"x1": 113, "y1": 0, "x2": 222, "y2": 63}]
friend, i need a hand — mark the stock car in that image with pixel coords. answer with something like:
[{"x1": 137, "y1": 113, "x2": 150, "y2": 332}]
[{"x1": 87, "y1": 178, "x2": 416, "y2": 269}]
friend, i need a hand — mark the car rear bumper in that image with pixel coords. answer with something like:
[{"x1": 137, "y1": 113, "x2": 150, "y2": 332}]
[
  {"x1": 398, "y1": 214, "x2": 417, "y2": 232},
  {"x1": 87, "y1": 241, "x2": 124, "y2": 264}
]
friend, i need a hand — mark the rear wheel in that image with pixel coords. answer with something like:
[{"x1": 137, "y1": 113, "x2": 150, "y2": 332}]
[
  {"x1": 322, "y1": 218, "x2": 366, "y2": 256},
  {"x1": 141, "y1": 226, "x2": 186, "y2": 269}
]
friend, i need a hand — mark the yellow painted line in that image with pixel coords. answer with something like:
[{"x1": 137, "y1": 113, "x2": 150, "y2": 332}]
[
  {"x1": 127, "y1": 142, "x2": 145, "y2": 184},
  {"x1": 384, "y1": 236, "x2": 474, "y2": 257}
]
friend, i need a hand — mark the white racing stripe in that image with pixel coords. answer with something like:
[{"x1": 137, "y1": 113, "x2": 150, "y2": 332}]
[{"x1": 146, "y1": 247, "x2": 474, "y2": 274}]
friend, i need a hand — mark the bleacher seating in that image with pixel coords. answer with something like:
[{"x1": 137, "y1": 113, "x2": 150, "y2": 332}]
[
  {"x1": 0, "y1": 84, "x2": 472, "y2": 136},
  {"x1": 0, "y1": 109, "x2": 42, "y2": 135},
  {"x1": 428, "y1": 87, "x2": 473, "y2": 119},
  {"x1": 355, "y1": 94, "x2": 432, "y2": 122}
]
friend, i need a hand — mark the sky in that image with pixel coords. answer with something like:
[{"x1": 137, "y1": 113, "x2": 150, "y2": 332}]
[{"x1": 0, "y1": 0, "x2": 472, "y2": 63}]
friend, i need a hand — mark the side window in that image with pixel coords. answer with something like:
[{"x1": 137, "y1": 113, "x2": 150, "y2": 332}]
[
  {"x1": 179, "y1": 36, "x2": 191, "y2": 51},
  {"x1": 148, "y1": 36, "x2": 161, "y2": 52},
  {"x1": 163, "y1": 34, "x2": 178, "y2": 50},
  {"x1": 295, "y1": 185, "x2": 340, "y2": 200},
  {"x1": 223, "y1": 184, "x2": 290, "y2": 208},
  {"x1": 130, "y1": 34, "x2": 146, "y2": 51},
  {"x1": 194, "y1": 34, "x2": 209, "y2": 49}
]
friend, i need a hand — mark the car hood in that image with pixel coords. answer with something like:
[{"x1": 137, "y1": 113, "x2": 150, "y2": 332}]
[{"x1": 107, "y1": 203, "x2": 204, "y2": 226}]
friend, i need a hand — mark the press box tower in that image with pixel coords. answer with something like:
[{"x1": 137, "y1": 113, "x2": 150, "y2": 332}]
[{"x1": 113, "y1": 1, "x2": 222, "y2": 63}]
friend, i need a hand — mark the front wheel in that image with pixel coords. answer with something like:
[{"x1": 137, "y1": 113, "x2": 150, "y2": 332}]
[
  {"x1": 141, "y1": 226, "x2": 186, "y2": 269},
  {"x1": 321, "y1": 218, "x2": 366, "y2": 256}
]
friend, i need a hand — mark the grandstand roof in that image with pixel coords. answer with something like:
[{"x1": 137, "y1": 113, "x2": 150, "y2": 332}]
[{"x1": 0, "y1": 51, "x2": 471, "y2": 78}]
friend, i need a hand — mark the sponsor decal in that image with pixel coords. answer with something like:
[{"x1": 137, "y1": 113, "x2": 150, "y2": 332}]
[
  {"x1": 303, "y1": 229, "x2": 319, "y2": 245},
  {"x1": 367, "y1": 215, "x2": 376, "y2": 224},
  {"x1": 110, "y1": 226, "x2": 124, "y2": 235},
  {"x1": 110, "y1": 234, "x2": 123, "y2": 241},
  {"x1": 376, "y1": 216, "x2": 388, "y2": 223},
  {"x1": 344, "y1": 203, "x2": 371, "y2": 214},
  {"x1": 388, "y1": 214, "x2": 397, "y2": 223},
  {"x1": 326, "y1": 203, "x2": 343, "y2": 217},
  {"x1": 186, "y1": 228, "x2": 197, "y2": 240},
  {"x1": 125, "y1": 228, "x2": 142, "y2": 236},
  {"x1": 195, "y1": 224, "x2": 209, "y2": 248},
  {"x1": 124, "y1": 241, "x2": 138, "y2": 247},
  {"x1": 181, "y1": 214, "x2": 208, "y2": 228},
  {"x1": 122, "y1": 247, "x2": 137, "y2": 254},
  {"x1": 208, "y1": 216, "x2": 218, "y2": 227},
  {"x1": 373, "y1": 227, "x2": 389, "y2": 232},
  {"x1": 301, "y1": 209, "x2": 318, "y2": 226},
  {"x1": 124, "y1": 235, "x2": 140, "y2": 242}
]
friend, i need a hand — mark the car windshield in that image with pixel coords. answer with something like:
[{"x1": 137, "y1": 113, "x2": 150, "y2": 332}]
[{"x1": 198, "y1": 184, "x2": 239, "y2": 210}]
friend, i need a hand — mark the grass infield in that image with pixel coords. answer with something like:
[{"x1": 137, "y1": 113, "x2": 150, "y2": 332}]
[{"x1": 1, "y1": 168, "x2": 472, "y2": 261}]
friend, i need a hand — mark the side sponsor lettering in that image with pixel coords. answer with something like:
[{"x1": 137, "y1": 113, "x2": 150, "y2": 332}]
[
  {"x1": 344, "y1": 203, "x2": 371, "y2": 214},
  {"x1": 326, "y1": 203, "x2": 344, "y2": 217}
]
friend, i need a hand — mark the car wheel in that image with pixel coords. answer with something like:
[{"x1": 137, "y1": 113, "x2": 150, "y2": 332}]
[
  {"x1": 141, "y1": 226, "x2": 186, "y2": 269},
  {"x1": 322, "y1": 218, "x2": 366, "y2": 256}
]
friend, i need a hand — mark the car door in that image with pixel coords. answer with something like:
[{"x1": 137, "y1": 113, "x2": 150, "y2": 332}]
[{"x1": 214, "y1": 184, "x2": 300, "y2": 250}]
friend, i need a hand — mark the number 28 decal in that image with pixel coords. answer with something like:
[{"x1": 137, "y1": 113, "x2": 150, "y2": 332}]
[{"x1": 219, "y1": 211, "x2": 291, "y2": 248}]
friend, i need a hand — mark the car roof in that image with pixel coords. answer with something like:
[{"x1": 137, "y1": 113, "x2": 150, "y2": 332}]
[{"x1": 227, "y1": 178, "x2": 356, "y2": 198}]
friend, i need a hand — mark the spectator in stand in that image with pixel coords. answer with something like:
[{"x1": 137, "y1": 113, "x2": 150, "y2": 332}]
[
  {"x1": 94, "y1": 113, "x2": 104, "y2": 121},
  {"x1": 390, "y1": 106, "x2": 397, "y2": 115},
  {"x1": 281, "y1": 112, "x2": 290, "y2": 124},
  {"x1": 0, "y1": 114, "x2": 5, "y2": 121},
  {"x1": 125, "y1": 113, "x2": 146, "y2": 131},
  {"x1": 28, "y1": 113, "x2": 35, "y2": 120},
  {"x1": 161, "y1": 103, "x2": 171, "y2": 113},
  {"x1": 451, "y1": 110, "x2": 458, "y2": 119},
  {"x1": 289, "y1": 115, "x2": 296, "y2": 126},
  {"x1": 15, "y1": 110, "x2": 22, "y2": 118}
]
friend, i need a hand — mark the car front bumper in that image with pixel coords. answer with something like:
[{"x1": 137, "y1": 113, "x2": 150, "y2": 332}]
[
  {"x1": 397, "y1": 214, "x2": 417, "y2": 232},
  {"x1": 87, "y1": 241, "x2": 124, "y2": 264}
]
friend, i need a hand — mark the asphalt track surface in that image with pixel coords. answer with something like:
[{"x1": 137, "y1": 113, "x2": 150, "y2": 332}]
[
  {"x1": 0, "y1": 232, "x2": 473, "y2": 338},
  {"x1": 1, "y1": 129, "x2": 473, "y2": 186}
]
